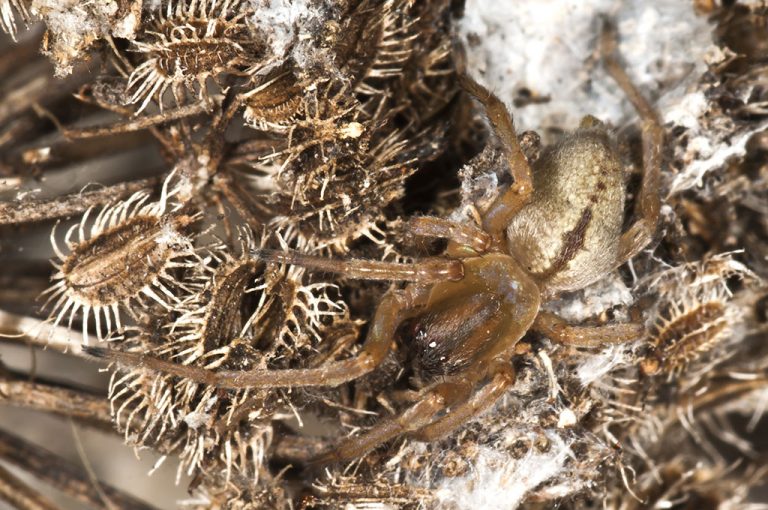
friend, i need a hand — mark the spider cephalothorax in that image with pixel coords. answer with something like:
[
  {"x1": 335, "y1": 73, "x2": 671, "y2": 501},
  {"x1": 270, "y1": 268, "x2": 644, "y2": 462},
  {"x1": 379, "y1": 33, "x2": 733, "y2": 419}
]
[{"x1": 87, "y1": 20, "x2": 661, "y2": 464}]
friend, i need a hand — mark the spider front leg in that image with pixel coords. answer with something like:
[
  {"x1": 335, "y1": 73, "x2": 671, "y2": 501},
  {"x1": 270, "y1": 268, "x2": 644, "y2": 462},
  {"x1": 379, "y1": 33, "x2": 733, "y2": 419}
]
[
  {"x1": 407, "y1": 216, "x2": 491, "y2": 254},
  {"x1": 250, "y1": 249, "x2": 464, "y2": 283},
  {"x1": 600, "y1": 17, "x2": 663, "y2": 263},
  {"x1": 85, "y1": 285, "x2": 430, "y2": 389},
  {"x1": 312, "y1": 254, "x2": 541, "y2": 464},
  {"x1": 458, "y1": 74, "x2": 533, "y2": 244},
  {"x1": 409, "y1": 362, "x2": 515, "y2": 442}
]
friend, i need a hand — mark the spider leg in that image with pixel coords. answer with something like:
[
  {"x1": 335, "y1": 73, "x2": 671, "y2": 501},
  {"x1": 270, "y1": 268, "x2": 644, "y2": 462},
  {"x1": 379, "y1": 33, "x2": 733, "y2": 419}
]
[
  {"x1": 407, "y1": 216, "x2": 491, "y2": 254},
  {"x1": 311, "y1": 379, "x2": 470, "y2": 465},
  {"x1": 250, "y1": 248, "x2": 464, "y2": 283},
  {"x1": 83, "y1": 286, "x2": 430, "y2": 389},
  {"x1": 600, "y1": 17, "x2": 663, "y2": 264},
  {"x1": 533, "y1": 311, "x2": 644, "y2": 348},
  {"x1": 458, "y1": 74, "x2": 533, "y2": 244},
  {"x1": 409, "y1": 363, "x2": 514, "y2": 442},
  {"x1": 311, "y1": 255, "x2": 539, "y2": 463}
]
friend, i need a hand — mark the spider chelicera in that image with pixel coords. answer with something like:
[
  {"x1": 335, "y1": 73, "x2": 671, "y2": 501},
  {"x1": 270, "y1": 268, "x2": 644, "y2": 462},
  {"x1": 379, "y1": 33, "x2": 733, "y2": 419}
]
[{"x1": 86, "y1": 20, "x2": 662, "y2": 464}]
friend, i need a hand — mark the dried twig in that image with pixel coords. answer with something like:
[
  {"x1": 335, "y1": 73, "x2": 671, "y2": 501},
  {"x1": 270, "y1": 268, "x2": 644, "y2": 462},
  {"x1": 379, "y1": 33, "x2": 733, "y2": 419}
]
[
  {"x1": 0, "y1": 463, "x2": 62, "y2": 510},
  {"x1": 0, "y1": 177, "x2": 159, "y2": 225},
  {"x1": 0, "y1": 309, "x2": 86, "y2": 356},
  {"x1": 0, "y1": 428, "x2": 159, "y2": 510},
  {"x1": 0, "y1": 377, "x2": 112, "y2": 431}
]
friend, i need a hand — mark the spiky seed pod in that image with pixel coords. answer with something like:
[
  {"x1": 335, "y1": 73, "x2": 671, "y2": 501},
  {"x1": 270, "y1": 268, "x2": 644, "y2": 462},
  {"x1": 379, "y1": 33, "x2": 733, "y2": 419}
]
[
  {"x1": 42, "y1": 175, "x2": 198, "y2": 344},
  {"x1": 243, "y1": 69, "x2": 304, "y2": 132},
  {"x1": 127, "y1": 0, "x2": 262, "y2": 112},
  {"x1": 252, "y1": 125, "x2": 417, "y2": 251},
  {"x1": 0, "y1": 0, "x2": 28, "y2": 40},
  {"x1": 108, "y1": 236, "x2": 357, "y2": 489},
  {"x1": 334, "y1": 0, "x2": 416, "y2": 93},
  {"x1": 640, "y1": 253, "x2": 758, "y2": 377},
  {"x1": 242, "y1": 0, "x2": 415, "y2": 132},
  {"x1": 235, "y1": 0, "x2": 456, "y2": 252}
]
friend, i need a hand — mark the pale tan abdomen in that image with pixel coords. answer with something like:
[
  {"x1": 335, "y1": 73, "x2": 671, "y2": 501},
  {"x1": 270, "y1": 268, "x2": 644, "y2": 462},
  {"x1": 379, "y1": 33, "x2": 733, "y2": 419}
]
[{"x1": 507, "y1": 126, "x2": 625, "y2": 293}]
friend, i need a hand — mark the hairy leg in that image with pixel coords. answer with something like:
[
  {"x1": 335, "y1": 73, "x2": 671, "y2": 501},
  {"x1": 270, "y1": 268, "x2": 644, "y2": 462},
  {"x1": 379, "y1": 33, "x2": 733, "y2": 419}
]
[
  {"x1": 410, "y1": 363, "x2": 514, "y2": 441},
  {"x1": 311, "y1": 379, "x2": 471, "y2": 465},
  {"x1": 458, "y1": 74, "x2": 533, "y2": 244},
  {"x1": 533, "y1": 310, "x2": 644, "y2": 348},
  {"x1": 600, "y1": 17, "x2": 663, "y2": 263},
  {"x1": 250, "y1": 248, "x2": 464, "y2": 283},
  {"x1": 407, "y1": 216, "x2": 490, "y2": 254},
  {"x1": 84, "y1": 286, "x2": 430, "y2": 389}
]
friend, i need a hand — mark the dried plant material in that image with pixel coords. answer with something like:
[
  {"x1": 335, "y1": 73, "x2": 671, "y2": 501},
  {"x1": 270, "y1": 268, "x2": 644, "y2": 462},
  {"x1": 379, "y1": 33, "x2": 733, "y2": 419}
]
[
  {"x1": 640, "y1": 253, "x2": 758, "y2": 377},
  {"x1": 303, "y1": 472, "x2": 436, "y2": 509},
  {"x1": 106, "y1": 231, "x2": 357, "y2": 492},
  {"x1": 3, "y1": 1, "x2": 768, "y2": 509},
  {"x1": 0, "y1": 0, "x2": 28, "y2": 40},
  {"x1": 34, "y1": 0, "x2": 143, "y2": 76},
  {"x1": 128, "y1": 0, "x2": 262, "y2": 112},
  {"x1": 42, "y1": 174, "x2": 198, "y2": 343},
  {"x1": 234, "y1": 0, "x2": 456, "y2": 250},
  {"x1": 242, "y1": 69, "x2": 303, "y2": 131}
]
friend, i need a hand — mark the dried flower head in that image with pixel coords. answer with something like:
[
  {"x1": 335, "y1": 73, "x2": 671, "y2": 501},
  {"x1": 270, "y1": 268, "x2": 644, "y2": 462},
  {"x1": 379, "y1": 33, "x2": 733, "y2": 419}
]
[{"x1": 107, "y1": 231, "x2": 357, "y2": 490}]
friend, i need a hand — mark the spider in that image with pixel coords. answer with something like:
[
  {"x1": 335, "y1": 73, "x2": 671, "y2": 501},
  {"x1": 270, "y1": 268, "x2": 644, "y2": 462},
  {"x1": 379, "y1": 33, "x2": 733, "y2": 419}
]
[{"x1": 85, "y1": 19, "x2": 663, "y2": 465}]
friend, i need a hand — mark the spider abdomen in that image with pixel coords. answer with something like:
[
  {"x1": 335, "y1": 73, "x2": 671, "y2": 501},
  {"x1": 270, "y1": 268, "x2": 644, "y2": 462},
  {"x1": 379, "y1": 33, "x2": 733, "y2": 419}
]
[{"x1": 507, "y1": 124, "x2": 625, "y2": 292}]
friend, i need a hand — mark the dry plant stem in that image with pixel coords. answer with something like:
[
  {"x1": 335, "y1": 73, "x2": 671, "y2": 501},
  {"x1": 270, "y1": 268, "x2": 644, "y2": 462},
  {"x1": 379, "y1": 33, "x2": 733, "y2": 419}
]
[
  {"x1": 680, "y1": 376, "x2": 768, "y2": 415},
  {"x1": 0, "y1": 177, "x2": 158, "y2": 225},
  {"x1": 0, "y1": 463, "x2": 61, "y2": 510},
  {"x1": 0, "y1": 309, "x2": 86, "y2": 356},
  {"x1": 52, "y1": 102, "x2": 210, "y2": 140},
  {"x1": 71, "y1": 92, "x2": 178, "y2": 158},
  {"x1": 4, "y1": 130, "x2": 157, "y2": 173},
  {"x1": 0, "y1": 60, "x2": 91, "y2": 127},
  {"x1": 0, "y1": 67, "x2": 55, "y2": 126},
  {"x1": 203, "y1": 91, "x2": 245, "y2": 171},
  {"x1": 0, "y1": 428, "x2": 158, "y2": 510},
  {"x1": 0, "y1": 378, "x2": 112, "y2": 431}
]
